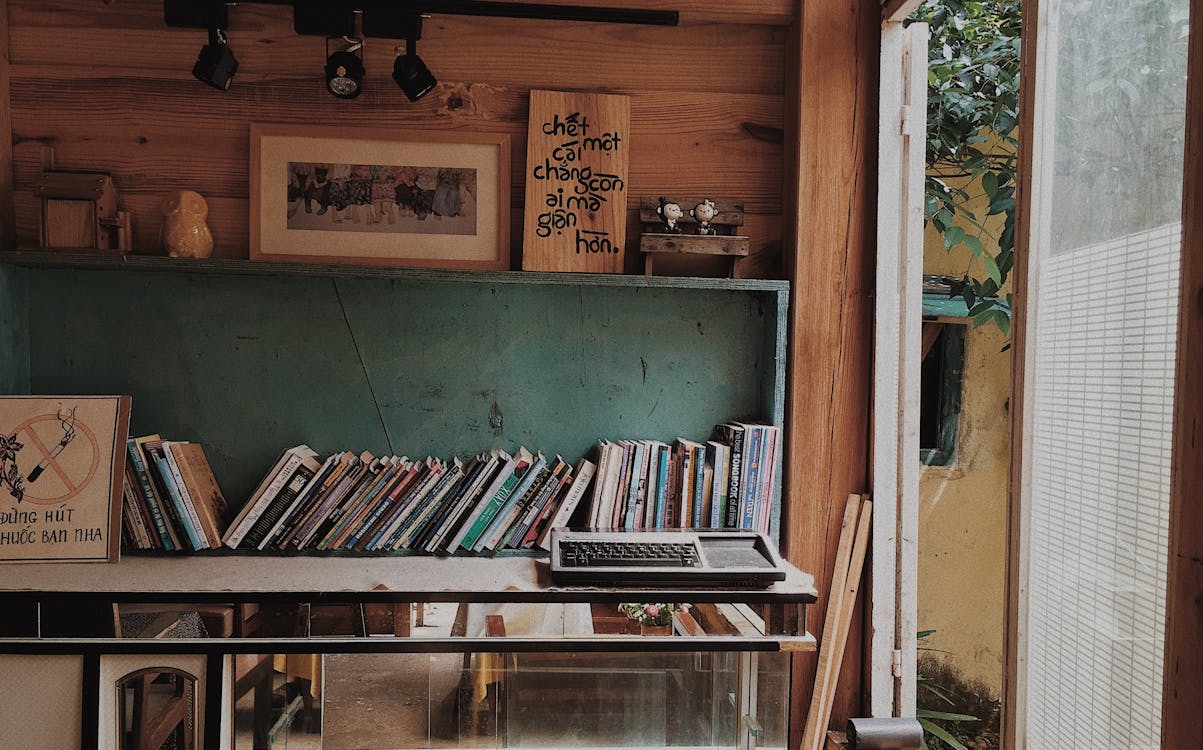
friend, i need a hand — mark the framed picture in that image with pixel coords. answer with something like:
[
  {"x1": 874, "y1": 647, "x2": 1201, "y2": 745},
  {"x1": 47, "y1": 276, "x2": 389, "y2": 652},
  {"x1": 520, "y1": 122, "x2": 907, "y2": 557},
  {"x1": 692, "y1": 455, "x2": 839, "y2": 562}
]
[
  {"x1": 0, "y1": 395, "x2": 131, "y2": 562},
  {"x1": 250, "y1": 124, "x2": 510, "y2": 270}
]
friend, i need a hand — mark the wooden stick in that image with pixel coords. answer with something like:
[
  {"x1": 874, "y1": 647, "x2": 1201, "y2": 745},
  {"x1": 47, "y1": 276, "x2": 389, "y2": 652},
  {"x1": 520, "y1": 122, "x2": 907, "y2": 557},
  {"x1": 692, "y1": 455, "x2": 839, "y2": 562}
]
[
  {"x1": 816, "y1": 499, "x2": 873, "y2": 747},
  {"x1": 800, "y1": 494, "x2": 864, "y2": 750}
]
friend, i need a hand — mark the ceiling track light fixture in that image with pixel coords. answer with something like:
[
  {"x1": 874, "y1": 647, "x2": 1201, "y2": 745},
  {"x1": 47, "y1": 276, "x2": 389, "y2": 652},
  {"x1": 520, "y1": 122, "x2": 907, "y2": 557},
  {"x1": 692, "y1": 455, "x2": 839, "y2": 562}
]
[
  {"x1": 166, "y1": 1, "x2": 678, "y2": 97},
  {"x1": 193, "y1": 27, "x2": 239, "y2": 91},
  {"x1": 391, "y1": 20, "x2": 437, "y2": 102},
  {"x1": 326, "y1": 35, "x2": 366, "y2": 99}
]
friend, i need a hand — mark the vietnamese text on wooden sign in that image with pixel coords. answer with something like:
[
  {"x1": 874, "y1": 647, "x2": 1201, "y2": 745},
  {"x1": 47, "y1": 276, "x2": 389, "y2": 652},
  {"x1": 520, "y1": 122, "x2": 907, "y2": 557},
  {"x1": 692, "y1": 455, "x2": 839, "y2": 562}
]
[{"x1": 522, "y1": 90, "x2": 630, "y2": 273}]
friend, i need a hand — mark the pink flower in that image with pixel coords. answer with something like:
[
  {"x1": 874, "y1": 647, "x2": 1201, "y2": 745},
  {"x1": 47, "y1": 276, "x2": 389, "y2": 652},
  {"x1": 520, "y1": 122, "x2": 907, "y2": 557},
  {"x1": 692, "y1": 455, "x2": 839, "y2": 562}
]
[{"x1": 645, "y1": 605, "x2": 660, "y2": 617}]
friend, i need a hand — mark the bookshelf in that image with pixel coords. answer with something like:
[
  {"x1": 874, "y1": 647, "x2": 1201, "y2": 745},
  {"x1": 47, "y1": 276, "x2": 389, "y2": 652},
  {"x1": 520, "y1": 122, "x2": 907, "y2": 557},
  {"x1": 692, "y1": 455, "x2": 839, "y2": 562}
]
[{"x1": 0, "y1": 250, "x2": 789, "y2": 546}]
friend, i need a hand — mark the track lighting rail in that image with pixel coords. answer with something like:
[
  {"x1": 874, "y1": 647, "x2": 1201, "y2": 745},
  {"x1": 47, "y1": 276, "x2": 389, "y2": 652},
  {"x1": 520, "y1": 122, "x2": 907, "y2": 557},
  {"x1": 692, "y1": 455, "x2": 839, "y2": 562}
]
[{"x1": 165, "y1": 1, "x2": 679, "y2": 30}]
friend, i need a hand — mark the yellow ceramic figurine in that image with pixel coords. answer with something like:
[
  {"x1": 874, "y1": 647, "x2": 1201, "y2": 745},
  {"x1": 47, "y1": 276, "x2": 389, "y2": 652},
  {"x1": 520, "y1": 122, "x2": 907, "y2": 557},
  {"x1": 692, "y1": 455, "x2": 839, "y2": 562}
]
[{"x1": 161, "y1": 190, "x2": 214, "y2": 258}]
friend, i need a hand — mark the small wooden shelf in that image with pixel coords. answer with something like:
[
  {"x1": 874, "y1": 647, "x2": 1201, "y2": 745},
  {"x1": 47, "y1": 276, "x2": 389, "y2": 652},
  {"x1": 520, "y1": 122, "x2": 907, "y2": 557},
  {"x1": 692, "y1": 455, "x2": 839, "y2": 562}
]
[{"x1": 0, "y1": 250, "x2": 789, "y2": 294}]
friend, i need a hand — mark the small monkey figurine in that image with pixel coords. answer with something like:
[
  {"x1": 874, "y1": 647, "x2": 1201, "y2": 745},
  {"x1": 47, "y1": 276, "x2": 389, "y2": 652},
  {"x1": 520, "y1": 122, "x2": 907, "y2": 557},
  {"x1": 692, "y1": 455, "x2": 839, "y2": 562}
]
[
  {"x1": 656, "y1": 196, "x2": 684, "y2": 233},
  {"x1": 161, "y1": 190, "x2": 214, "y2": 258},
  {"x1": 690, "y1": 199, "x2": 719, "y2": 236}
]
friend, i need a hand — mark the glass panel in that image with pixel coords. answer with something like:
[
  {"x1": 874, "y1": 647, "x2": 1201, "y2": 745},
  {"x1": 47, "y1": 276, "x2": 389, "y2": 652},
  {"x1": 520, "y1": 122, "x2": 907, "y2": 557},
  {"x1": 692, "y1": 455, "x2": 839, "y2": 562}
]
[
  {"x1": 1024, "y1": 0, "x2": 1189, "y2": 746},
  {"x1": 234, "y1": 649, "x2": 789, "y2": 749}
]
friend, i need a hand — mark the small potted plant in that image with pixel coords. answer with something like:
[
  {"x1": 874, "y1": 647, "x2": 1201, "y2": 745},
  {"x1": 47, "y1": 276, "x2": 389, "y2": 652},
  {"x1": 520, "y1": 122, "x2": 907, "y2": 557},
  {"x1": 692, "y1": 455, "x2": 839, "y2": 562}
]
[{"x1": 619, "y1": 602, "x2": 691, "y2": 636}]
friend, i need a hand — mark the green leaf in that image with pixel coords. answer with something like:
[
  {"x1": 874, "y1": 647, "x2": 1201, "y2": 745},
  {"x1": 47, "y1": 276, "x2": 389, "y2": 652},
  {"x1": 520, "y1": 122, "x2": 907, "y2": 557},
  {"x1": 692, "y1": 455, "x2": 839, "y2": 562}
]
[
  {"x1": 982, "y1": 253, "x2": 1002, "y2": 285},
  {"x1": 943, "y1": 225, "x2": 966, "y2": 250},
  {"x1": 917, "y1": 709, "x2": 979, "y2": 722},
  {"x1": 918, "y1": 718, "x2": 971, "y2": 750},
  {"x1": 963, "y1": 235, "x2": 984, "y2": 257},
  {"x1": 981, "y1": 170, "x2": 998, "y2": 198}
]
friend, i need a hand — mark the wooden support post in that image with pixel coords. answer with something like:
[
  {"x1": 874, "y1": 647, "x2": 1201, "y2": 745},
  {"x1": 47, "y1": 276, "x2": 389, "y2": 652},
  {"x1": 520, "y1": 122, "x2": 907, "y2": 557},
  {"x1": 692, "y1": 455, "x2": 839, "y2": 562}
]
[
  {"x1": 1162, "y1": 0, "x2": 1203, "y2": 745},
  {"x1": 785, "y1": 0, "x2": 880, "y2": 742}
]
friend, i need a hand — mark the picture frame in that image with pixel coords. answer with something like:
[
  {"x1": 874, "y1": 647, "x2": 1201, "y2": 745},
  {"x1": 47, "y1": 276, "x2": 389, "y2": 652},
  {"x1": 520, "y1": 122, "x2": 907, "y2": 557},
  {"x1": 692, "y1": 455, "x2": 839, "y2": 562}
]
[
  {"x1": 0, "y1": 395, "x2": 131, "y2": 563},
  {"x1": 250, "y1": 124, "x2": 510, "y2": 270}
]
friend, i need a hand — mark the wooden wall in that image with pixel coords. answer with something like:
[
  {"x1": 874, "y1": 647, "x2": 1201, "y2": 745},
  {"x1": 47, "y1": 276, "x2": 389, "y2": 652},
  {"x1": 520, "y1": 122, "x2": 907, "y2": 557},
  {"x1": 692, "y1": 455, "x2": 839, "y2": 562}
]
[
  {"x1": 1, "y1": 0, "x2": 883, "y2": 743},
  {"x1": 5, "y1": 0, "x2": 792, "y2": 277}
]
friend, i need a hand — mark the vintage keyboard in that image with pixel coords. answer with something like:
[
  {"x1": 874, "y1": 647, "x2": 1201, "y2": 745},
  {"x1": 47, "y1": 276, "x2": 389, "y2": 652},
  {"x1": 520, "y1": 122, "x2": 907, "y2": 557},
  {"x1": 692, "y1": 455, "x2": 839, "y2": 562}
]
[{"x1": 549, "y1": 529, "x2": 788, "y2": 588}]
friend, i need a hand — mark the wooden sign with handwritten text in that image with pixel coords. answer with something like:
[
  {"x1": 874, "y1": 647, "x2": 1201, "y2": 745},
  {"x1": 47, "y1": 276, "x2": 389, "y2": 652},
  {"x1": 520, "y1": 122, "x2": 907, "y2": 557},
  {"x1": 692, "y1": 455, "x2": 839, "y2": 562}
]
[
  {"x1": 0, "y1": 395, "x2": 130, "y2": 562},
  {"x1": 522, "y1": 90, "x2": 630, "y2": 273}
]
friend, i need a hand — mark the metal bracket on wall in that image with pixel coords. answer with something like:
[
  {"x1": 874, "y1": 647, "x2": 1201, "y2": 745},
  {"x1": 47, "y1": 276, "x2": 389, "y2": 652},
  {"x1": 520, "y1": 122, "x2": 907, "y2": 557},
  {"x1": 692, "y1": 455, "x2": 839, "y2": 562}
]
[{"x1": 163, "y1": 0, "x2": 679, "y2": 31}]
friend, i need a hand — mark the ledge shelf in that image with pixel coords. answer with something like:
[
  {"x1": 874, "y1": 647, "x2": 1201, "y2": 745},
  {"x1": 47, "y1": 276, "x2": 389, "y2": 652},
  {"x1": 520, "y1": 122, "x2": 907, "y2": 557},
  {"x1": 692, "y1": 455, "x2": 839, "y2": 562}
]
[{"x1": 0, "y1": 250, "x2": 790, "y2": 294}]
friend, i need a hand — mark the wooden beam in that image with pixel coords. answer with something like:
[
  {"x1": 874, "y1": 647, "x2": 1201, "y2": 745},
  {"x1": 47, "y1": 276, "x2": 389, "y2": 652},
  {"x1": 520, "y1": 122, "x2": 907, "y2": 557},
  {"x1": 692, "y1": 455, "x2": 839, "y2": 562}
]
[
  {"x1": 881, "y1": 0, "x2": 923, "y2": 23},
  {"x1": 921, "y1": 322, "x2": 944, "y2": 360},
  {"x1": 1162, "y1": 0, "x2": 1203, "y2": 745},
  {"x1": 784, "y1": 0, "x2": 879, "y2": 745}
]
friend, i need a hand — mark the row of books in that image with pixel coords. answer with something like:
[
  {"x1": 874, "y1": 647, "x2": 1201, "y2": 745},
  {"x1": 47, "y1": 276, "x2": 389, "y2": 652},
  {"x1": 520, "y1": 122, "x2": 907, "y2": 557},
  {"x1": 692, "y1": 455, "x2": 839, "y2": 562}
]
[
  {"x1": 221, "y1": 446, "x2": 598, "y2": 553},
  {"x1": 584, "y1": 422, "x2": 780, "y2": 533},
  {"x1": 121, "y1": 434, "x2": 232, "y2": 551}
]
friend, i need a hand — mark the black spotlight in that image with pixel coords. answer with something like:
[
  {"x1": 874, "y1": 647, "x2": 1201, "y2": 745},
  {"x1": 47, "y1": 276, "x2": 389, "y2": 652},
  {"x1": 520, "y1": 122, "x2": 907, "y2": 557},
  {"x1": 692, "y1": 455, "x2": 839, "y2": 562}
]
[
  {"x1": 392, "y1": 39, "x2": 437, "y2": 102},
  {"x1": 325, "y1": 38, "x2": 365, "y2": 99},
  {"x1": 193, "y1": 28, "x2": 238, "y2": 91}
]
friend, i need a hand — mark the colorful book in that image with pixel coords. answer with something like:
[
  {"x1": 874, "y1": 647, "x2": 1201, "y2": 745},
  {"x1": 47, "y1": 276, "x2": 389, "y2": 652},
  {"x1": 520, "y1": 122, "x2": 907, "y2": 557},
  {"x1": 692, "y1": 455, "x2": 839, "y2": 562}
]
[
  {"x1": 715, "y1": 423, "x2": 745, "y2": 527},
  {"x1": 462, "y1": 448, "x2": 533, "y2": 551},
  {"x1": 259, "y1": 452, "x2": 346, "y2": 550},
  {"x1": 450, "y1": 450, "x2": 516, "y2": 551},
  {"x1": 142, "y1": 439, "x2": 204, "y2": 550},
  {"x1": 126, "y1": 439, "x2": 173, "y2": 550},
  {"x1": 536, "y1": 457, "x2": 597, "y2": 550},
  {"x1": 170, "y1": 442, "x2": 231, "y2": 547},
  {"x1": 476, "y1": 451, "x2": 547, "y2": 551},
  {"x1": 738, "y1": 424, "x2": 764, "y2": 530},
  {"x1": 223, "y1": 445, "x2": 317, "y2": 548},
  {"x1": 706, "y1": 441, "x2": 731, "y2": 528}
]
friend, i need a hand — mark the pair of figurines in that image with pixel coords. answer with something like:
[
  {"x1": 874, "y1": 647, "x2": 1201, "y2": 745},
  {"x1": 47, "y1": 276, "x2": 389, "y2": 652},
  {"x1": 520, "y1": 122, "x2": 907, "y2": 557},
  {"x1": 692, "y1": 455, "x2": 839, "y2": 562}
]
[{"x1": 656, "y1": 197, "x2": 719, "y2": 235}]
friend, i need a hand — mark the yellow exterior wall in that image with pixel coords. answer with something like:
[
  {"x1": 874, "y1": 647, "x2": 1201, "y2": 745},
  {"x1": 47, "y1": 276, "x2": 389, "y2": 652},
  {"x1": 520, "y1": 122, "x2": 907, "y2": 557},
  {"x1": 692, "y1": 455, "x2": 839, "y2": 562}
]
[{"x1": 919, "y1": 186, "x2": 1010, "y2": 695}]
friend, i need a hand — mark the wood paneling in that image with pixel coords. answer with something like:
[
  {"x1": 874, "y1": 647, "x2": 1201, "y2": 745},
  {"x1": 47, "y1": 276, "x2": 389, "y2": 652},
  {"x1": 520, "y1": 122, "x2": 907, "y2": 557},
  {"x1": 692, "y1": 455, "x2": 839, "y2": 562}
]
[
  {"x1": 784, "y1": 0, "x2": 879, "y2": 744},
  {"x1": 0, "y1": 0, "x2": 13, "y2": 250},
  {"x1": 1162, "y1": 0, "x2": 1203, "y2": 745},
  {"x1": 6, "y1": 0, "x2": 786, "y2": 273}
]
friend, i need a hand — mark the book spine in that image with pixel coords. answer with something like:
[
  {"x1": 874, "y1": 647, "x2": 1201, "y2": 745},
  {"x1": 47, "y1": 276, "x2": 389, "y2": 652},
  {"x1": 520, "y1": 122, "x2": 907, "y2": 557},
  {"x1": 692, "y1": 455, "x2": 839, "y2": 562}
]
[
  {"x1": 379, "y1": 463, "x2": 446, "y2": 550},
  {"x1": 654, "y1": 446, "x2": 669, "y2": 529},
  {"x1": 120, "y1": 469, "x2": 151, "y2": 549},
  {"x1": 259, "y1": 456, "x2": 340, "y2": 550},
  {"x1": 163, "y1": 445, "x2": 209, "y2": 549},
  {"x1": 691, "y1": 443, "x2": 706, "y2": 528},
  {"x1": 318, "y1": 462, "x2": 390, "y2": 549},
  {"x1": 723, "y1": 427, "x2": 745, "y2": 527},
  {"x1": 152, "y1": 453, "x2": 203, "y2": 550},
  {"x1": 127, "y1": 443, "x2": 171, "y2": 550},
  {"x1": 244, "y1": 465, "x2": 318, "y2": 548},
  {"x1": 504, "y1": 463, "x2": 566, "y2": 549},
  {"x1": 396, "y1": 465, "x2": 465, "y2": 550},
  {"x1": 678, "y1": 443, "x2": 693, "y2": 529},
  {"x1": 741, "y1": 426, "x2": 763, "y2": 530},
  {"x1": 536, "y1": 459, "x2": 596, "y2": 550},
  {"x1": 463, "y1": 465, "x2": 525, "y2": 551},
  {"x1": 294, "y1": 464, "x2": 367, "y2": 549},
  {"x1": 757, "y1": 427, "x2": 780, "y2": 534},
  {"x1": 330, "y1": 461, "x2": 406, "y2": 550},
  {"x1": 623, "y1": 442, "x2": 645, "y2": 532},
  {"x1": 610, "y1": 442, "x2": 632, "y2": 529},
  {"x1": 225, "y1": 452, "x2": 304, "y2": 548},
  {"x1": 477, "y1": 454, "x2": 546, "y2": 551},
  {"x1": 663, "y1": 444, "x2": 679, "y2": 528},
  {"x1": 449, "y1": 456, "x2": 512, "y2": 551},
  {"x1": 346, "y1": 463, "x2": 417, "y2": 550},
  {"x1": 368, "y1": 463, "x2": 440, "y2": 550},
  {"x1": 521, "y1": 465, "x2": 575, "y2": 547}
]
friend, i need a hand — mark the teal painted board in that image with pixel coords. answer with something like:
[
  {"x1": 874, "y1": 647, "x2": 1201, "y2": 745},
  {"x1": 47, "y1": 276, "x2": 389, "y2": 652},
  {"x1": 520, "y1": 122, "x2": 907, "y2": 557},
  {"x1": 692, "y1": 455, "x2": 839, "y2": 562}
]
[
  {"x1": 25, "y1": 269, "x2": 778, "y2": 508},
  {"x1": 0, "y1": 264, "x2": 30, "y2": 393}
]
